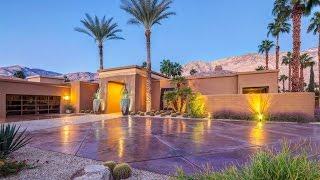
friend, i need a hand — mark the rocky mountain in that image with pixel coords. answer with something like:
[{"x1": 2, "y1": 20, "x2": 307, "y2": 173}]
[
  {"x1": 183, "y1": 48, "x2": 318, "y2": 87},
  {"x1": 0, "y1": 65, "x2": 98, "y2": 82}
]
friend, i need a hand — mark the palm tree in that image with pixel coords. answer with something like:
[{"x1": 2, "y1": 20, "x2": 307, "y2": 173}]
[
  {"x1": 75, "y1": 14, "x2": 123, "y2": 70},
  {"x1": 282, "y1": 52, "x2": 293, "y2": 91},
  {"x1": 299, "y1": 53, "x2": 313, "y2": 91},
  {"x1": 267, "y1": 19, "x2": 291, "y2": 69},
  {"x1": 255, "y1": 65, "x2": 266, "y2": 71},
  {"x1": 307, "y1": 12, "x2": 320, "y2": 91},
  {"x1": 307, "y1": 60, "x2": 316, "y2": 92},
  {"x1": 258, "y1": 40, "x2": 274, "y2": 70},
  {"x1": 273, "y1": 0, "x2": 320, "y2": 92},
  {"x1": 279, "y1": 75, "x2": 288, "y2": 92},
  {"x1": 121, "y1": 0, "x2": 175, "y2": 112}
]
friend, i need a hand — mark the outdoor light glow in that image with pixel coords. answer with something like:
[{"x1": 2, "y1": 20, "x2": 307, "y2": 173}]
[
  {"x1": 247, "y1": 94, "x2": 271, "y2": 122},
  {"x1": 63, "y1": 95, "x2": 70, "y2": 101},
  {"x1": 250, "y1": 121, "x2": 265, "y2": 146}
]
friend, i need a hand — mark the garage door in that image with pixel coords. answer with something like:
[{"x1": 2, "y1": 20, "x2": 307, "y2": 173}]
[{"x1": 6, "y1": 95, "x2": 60, "y2": 116}]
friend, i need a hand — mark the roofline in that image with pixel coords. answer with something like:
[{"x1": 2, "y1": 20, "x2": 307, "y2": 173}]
[
  {"x1": 98, "y1": 65, "x2": 169, "y2": 79},
  {"x1": 26, "y1": 75, "x2": 65, "y2": 80},
  {"x1": 0, "y1": 77, "x2": 70, "y2": 88}
]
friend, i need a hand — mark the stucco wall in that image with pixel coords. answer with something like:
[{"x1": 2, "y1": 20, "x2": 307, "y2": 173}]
[
  {"x1": 204, "y1": 93, "x2": 315, "y2": 117},
  {"x1": 237, "y1": 71, "x2": 278, "y2": 94},
  {"x1": 71, "y1": 81, "x2": 99, "y2": 113},
  {"x1": 0, "y1": 79, "x2": 70, "y2": 120},
  {"x1": 27, "y1": 77, "x2": 64, "y2": 84}
]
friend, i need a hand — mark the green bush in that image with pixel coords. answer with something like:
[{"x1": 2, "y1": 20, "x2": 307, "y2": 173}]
[
  {"x1": 160, "y1": 113, "x2": 167, "y2": 117},
  {"x1": 129, "y1": 112, "x2": 136, "y2": 116},
  {"x1": 188, "y1": 93, "x2": 207, "y2": 118},
  {"x1": 173, "y1": 141, "x2": 320, "y2": 180},
  {"x1": 0, "y1": 160, "x2": 32, "y2": 177},
  {"x1": 171, "y1": 113, "x2": 178, "y2": 117},
  {"x1": 149, "y1": 112, "x2": 155, "y2": 116},
  {"x1": 113, "y1": 163, "x2": 132, "y2": 180},
  {"x1": 155, "y1": 111, "x2": 161, "y2": 115},
  {"x1": 269, "y1": 113, "x2": 314, "y2": 123},
  {"x1": 182, "y1": 113, "x2": 189, "y2": 118},
  {"x1": 212, "y1": 110, "x2": 251, "y2": 121},
  {"x1": 0, "y1": 124, "x2": 31, "y2": 159},
  {"x1": 103, "y1": 161, "x2": 117, "y2": 172},
  {"x1": 139, "y1": 112, "x2": 145, "y2": 116}
]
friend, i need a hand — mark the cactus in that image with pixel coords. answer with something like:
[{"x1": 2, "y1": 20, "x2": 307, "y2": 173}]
[
  {"x1": 113, "y1": 163, "x2": 132, "y2": 180},
  {"x1": 103, "y1": 161, "x2": 117, "y2": 172}
]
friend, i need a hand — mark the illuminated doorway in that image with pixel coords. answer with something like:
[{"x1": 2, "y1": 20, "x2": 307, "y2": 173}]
[{"x1": 106, "y1": 82, "x2": 125, "y2": 114}]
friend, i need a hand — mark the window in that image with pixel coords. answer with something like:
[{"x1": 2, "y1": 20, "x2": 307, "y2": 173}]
[{"x1": 242, "y1": 87, "x2": 269, "y2": 94}]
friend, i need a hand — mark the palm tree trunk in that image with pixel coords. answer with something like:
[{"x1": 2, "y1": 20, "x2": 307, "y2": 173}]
[
  {"x1": 276, "y1": 35, "x2": 280, "y2": 70},
  {"x1": 98, "y1": 42, "x2": 104, "y2": 70},
  {"x1": 145, "y1": 30, "x2": 152, "y2": 112},
  {"x1": 265, "y1": 51, "x2": 269, "y2": 70},
  {"x1": 318, "y1": 32, "x2": 320, "y2": 89},
  {"x1": 300, "y1": 64, "x2": 304, "y2": 91},
  {"x1": 291, "y1": 4, "x2": 303, "y2": 92},
  {"x1": 282, "y1": 80, "x2": 285, "y2": 92},
  {"x1": 288, "y1": 63, "x2": 292, "y2": 91}
]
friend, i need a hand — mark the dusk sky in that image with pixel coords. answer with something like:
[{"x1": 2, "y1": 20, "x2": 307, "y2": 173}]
[{"x1": 0, "y1": 0, "x2": 318, "y2": 74}]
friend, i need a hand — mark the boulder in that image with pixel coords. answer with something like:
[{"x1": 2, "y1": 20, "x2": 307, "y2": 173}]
[{"x1": 73, "y1": 165, "x2": 111, "y2": 180}]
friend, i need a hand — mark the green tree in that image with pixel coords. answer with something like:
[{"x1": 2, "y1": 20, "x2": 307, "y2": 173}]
[
  {"x1": 273, "y1": 0, "x2": 320, "y2": 92},
  {"x1": 189, "y1": 68, "x2": 197, "y2": 75},
  {"x1": 307, "y1": 12, "x2": 320, "y2": 92},
  {"x1": 13, "y1": 70, "x2": 26, "y2": 79},
  {"x1": 282, "y1": 52, "x2": 293, "y2": 91},
  {"x1": 75, "y1": 14, "x2": 123, "y2": 70},
  {"x1": 307, "y1": 61, "x2": 316, "y2": 92},
  {"x1": 160, "y1": 59, "x2": 182, "y2": 77},
  {"x1": 258, "y1": 40, "x2": 274, "y2": 70},
  {"x1": 267, "y1": 18, "x2": 291, "y2": 69},
  {"x1": 255, "y1": 65, "x2": 266, "y2": 71},
  {"x1": 279, "y1": 74, "x2": 288, "y2": 92},
  {"x1": 142, "y1": 61, "x2": 147, "y2": 68},
  {"x1": 121, "y1": 0, "x2": 175, "y2": 112},
  {"x1": 299, "y1": 53, "x2": 313, "y2": 91}
]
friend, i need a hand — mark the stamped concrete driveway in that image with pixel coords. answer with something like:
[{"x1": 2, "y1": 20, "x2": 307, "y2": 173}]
[{"x1": 28, "y1": 117, "x2": 320, "y2": 175}]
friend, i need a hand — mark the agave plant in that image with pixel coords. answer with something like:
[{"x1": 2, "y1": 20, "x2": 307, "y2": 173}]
[{"x1": 0, "y1": 124, "x2": 31, "y2": 159}]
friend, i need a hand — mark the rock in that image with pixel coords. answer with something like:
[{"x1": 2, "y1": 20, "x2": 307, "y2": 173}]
[{"x1": 73, "y1": 165, "x2": 111, "y2": 180}]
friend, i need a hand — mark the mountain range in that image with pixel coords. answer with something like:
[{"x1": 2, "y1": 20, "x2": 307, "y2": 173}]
[{"x1": 0, "y1": 48, "x2": 318, "y2": 87}]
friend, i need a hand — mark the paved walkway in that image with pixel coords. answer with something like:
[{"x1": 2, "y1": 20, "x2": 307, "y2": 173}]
[{"x1": 24, "y1": 116, "x2": 320, "y2": 175}]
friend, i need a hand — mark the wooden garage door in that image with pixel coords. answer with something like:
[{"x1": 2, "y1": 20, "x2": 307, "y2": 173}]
[{"x1": 6, "y1": 95, "x2": 60, "y2": 116}]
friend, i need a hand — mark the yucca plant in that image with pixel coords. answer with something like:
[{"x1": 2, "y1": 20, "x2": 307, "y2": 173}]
[{"x1": 0, "y1": 124, "x2": 31, "y2": 159}]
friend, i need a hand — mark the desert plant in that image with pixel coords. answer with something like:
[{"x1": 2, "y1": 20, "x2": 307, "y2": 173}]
[
  {"x1": 282, "y1": 52, "x2": 293, "y2": 91},
  {"x1": 279, "y1": 74, "x2": 288, "y2": 92},
  {"x1": 212, "y1": 110, "x2": 252, "y2": 121},
  {"x1": 160, "y1": 59, "x2": 182, "y2": 78},
  {"x1": 75, "y1": 14, "x2": 123, "y2": 70},
  {"x1": 13, "y1": 71, "x2": 26, "y2": 79},
  {"x1": 269, "y1": 112, "x2": 314, "y2": 123},
  {"x1": 188, "y1": 93, "x2": 207, "y2": 118},
  {"x1": 120, "y1": 87, "x2": 130, "y2": 115},
  {"x1": 258, "y1": 40, "x2": 274, "y2": 70},
  {"x1": 113, "y1": 163, "x2": 132, "y2": 180},
  {"x1": 139, "y1": 112, "x2": 145, "y2": 116},
  {"x1": 103, "y1": 161, "x2": 117, "y2": 172},
  {"x1": 64, "y1": 104, "x2": 75, "y2": 113},
  {"x1": 149, "y1": 112, "x2": 155, "y2": 116},
  {"x1": 0, "y1": 124, "x2": 31, "y2": 159},
  {"x1": 308, "y1": 12, "x2": 320, "y2": 89},
  {"x1": 0, "y1": 160, "x2": 32, "y2": 177},
  {"x1": 129, "y1": 112, "x2": 136, "y2": 116},
  {"x1": 247, "y1": 94, "x2": 271, "y2": 121},
  {"x1": 255, "y1": 65, "x2": 266, "y2": 71},
  {"x1": 174, "y1": 141, "x2": 320, "y2": 179},
  {"x1": 307, "y1": 60, "x2": 316, "y2": 92},
  {"x1": 189, "y1": 68, "x2": 197, "y2": 75},
  {"x1": 121, "y1": 0, "x2": 175, "y2": 112},
  {"x1": 171, "y1": 113, "x2": 178, "y2": 117}
]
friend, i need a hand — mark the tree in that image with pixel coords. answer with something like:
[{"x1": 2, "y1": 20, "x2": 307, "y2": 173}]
[
  {"x1": 307, "y1": 12, "x2": 320, "y2": 92},
  {"x1": 190, "y1": 69, "x2": 197, "y2": 75},
  {"x1": 279, "y1": 74, "x2": 288, "y2": 92},
  {"x1": 75, "y1": 14, "x2": 123, "y2": 70},
  {"x1": 142, "y1": 61, "x2": 147, "y2": 68},
  {"x1": 160, "y1": 59, "x2": 182, "y2": 78},
  {"x1": 13, "y1": 71, "x2": 26, "y2": 79},
  {"x1": 258, "y1": 40, "x2": 274, "y2": 70},
  {"x1": 299, "y1": 53, "x2": 313, "y2": 91},
  {"x1": 63, "y1": 75, "x2": 70, "y2": 82},
  {"x1": 273, "y1": 0, "x2": 320, "y2": 92},
  {"x1": 255, "y1": 66, "x2": 266, "y2": 71},
  {"x1": 267, "y1": 18, "x2": 291, "y2": 69},
  {"x1": 121, "y1": 0, "x2": 175, "y2": 112},
  {"x1": 307, "y1": 61, "x2": 316, "y2": 92},
  {"x1": 282, "y1": 52, "x2": 293, "y2": 91}
]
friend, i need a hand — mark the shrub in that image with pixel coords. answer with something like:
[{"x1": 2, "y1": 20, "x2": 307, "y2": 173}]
[
  {"x1": 85, "y1": 109, "x2": 90, "y2": 113},
  {"x1": 171, "y1": 113, "x2": 178, "y2": 117},
  {"x1": 113, "y1": 163, "x2": 132, "y2": 180},
  {"x1": 0, "y1": 124, "x2": 31, "y2": 159},
  {"x1": 103, "y1": 161, "x2": 117, "y2": 172},
  {"x1": 139, "y1": 112, "x2": 145, "y2": 116},
  {"x1": 129, "y1": 112, "x2": 136, "y2": 116},
  {"x1": 269, "y1": 113, "x2": 314, "y2": 123},
  {"x1": 149, "y1": 112, "x2": 155, "y2": 116},
  {"x1": 160, "y1": 113, "x2": 167, "y2": 117},
  {"x1": 188, "y1": 93, "x2": 207, "y2": 118},
  {"x1": 155, "y1": 111, "x2": 161, "y2": 115},
  {"x1": 0, "y1": 160, "x2": 32, "y2": 177},
  {"x1": 173, "y1": 141, "x2": 320, "y2": 179},
  {"x1": 80, "y1": 110, "x2": 85, "y2": 113},
  {"x1": 212, "y1": 110, "x2": 251, "y2": 120},
  {"x1": 182, "y1": 113, "x2": 189, "y2": 118},
  {"x1": 64, "y1": 104, "x2": 75, "y2": 113}
]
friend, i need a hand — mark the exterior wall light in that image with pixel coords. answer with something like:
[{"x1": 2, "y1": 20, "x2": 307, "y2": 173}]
[{"x1": 63, "y1": 95, "x2": 70, "y2": 101}]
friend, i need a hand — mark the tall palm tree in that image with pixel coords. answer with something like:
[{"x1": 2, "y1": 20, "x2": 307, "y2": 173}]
[
  {"x1": 267, "y1": 19, "x2": 291, "y2": 69},
  {"x1": 299, "y1": 53, "x2": 313, "y2": 91},
  {"x1": 279, "y1": 74, "x2": 288, "y2": 92},
  {"x1": 307, "y1": 60, "x2": 316, "y2": 92},
  {"x1": 258, "y1": 40, "x2": 274, "y2": 70},
  {"x1": 121, "y1": 0, "x2": 175, "y2": 112},
  {"x1": 75, "y1": 14, "x2": 123, "y2": 70},
  {"x1": 282, "y1": 52, "x2": 293, "y2": 91},
  {"x1": 307, "y1": 12, "x2": 320, "y2": 91},
  {"x1": 273, "y1": 0, "x2": 320, "y2": 92}
]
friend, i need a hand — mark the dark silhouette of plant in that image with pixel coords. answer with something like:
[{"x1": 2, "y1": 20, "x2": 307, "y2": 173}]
[
  {"x1": 13, "y1": 71, "x2": 26, "y2": 79},
  {"x1": 258, "y1": 40, "x2": 274, "y2": 70},
  {"x1": 307, "y1": 60, "x2": 316, "y2": 92},
  {"x1": 189, "y1": 69, "x2": 197, "y2": 75},
  {"x1": 75, "y1": 14, "x2": 123, "y2": 70},
  {"x1": 160, "y1": 59, "x2": 182, "y2": 77},
  {"x1": 141, "y1": 61, "x2": 147, "y2": 68},
  {"x1": 255, "y1": 66, "x2": 266, "y2": 71},
  {"x1": 308, "y1": 12, "x2": 320, "y2": 92},
  {"x1": 279, "y1": 74, "x2": 288, "y2": 92},
  {"x1": 0, "y1": 124, "x2": 31, "y2": 159},
  {"x1": 121, "y1": 0, "x2": 175, "y2": 112},
  {"x1": 299, "y1": 53, "x2": 313, "y2": 91}
]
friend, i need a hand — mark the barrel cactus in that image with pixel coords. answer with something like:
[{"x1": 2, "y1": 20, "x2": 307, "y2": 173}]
[
  {"x1": 103, "y1": 161, "x2": 117, "y2": 172},
  {"x1": 113, "y1": 163, "x2": 132, "y2": 180}
]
